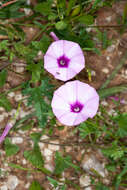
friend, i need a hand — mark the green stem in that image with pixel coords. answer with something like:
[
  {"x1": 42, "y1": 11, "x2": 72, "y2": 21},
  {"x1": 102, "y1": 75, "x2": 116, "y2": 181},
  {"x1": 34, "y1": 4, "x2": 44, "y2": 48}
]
[
  {"x1": 32, "y1": 23, "x2": 53, "y2": 41},
  {"x1": 100, "y1": 52, "x2": 127, "y2": 89},
  {"x1": 98, "y1": 85, "x2": 127, "y2": 99}
]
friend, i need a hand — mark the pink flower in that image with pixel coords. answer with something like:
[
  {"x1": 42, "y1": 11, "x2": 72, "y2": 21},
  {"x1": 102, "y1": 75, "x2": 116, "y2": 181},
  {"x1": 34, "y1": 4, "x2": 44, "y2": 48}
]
[
  {"x1": 0, "y1": 121, "x2": 14, "y2": 144},
  {"x1": 51, "y1": 80, "x2": 99, "y2": 126},
  {"x1": 44, "y1": 39, "x2": 85, "y2": 81}
]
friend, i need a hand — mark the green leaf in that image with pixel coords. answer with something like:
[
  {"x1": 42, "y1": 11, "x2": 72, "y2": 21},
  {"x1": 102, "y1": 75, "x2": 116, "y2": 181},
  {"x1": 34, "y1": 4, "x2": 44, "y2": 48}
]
[
  {"x1": 47, "y1": 177, "x2": 59, "y2": 188},
  {"x1": 57, "y1": 0, "x2": 66, "y2": 19},
  {"x1": 40, "y1": 35, "x2": 51, "y2": 53},
  {"x1": 29, "y1": 180, "x2": 43, "y2": 190},
  {"x1": 22, "y1": 79, "x2": 54, "y2": 128},
  {"x1": 60, "y1": 185, "x2": 67, "y2": 190},
  {"x1": 9, "y1": 163, "x2": 32, "y2": 171},
  {"x1": 101, "y1": 141, "x2": 124, "y2": 160},
  {"x1": 54, "y1": 151, "x2": 79, "y2": 175},
  {"x1": 98, "y1": 85, "x2": 127, "y2": 99},
  {"x1": 24, "y1": 143, "x2": 44, "y2": 169},
  {"x1": 123, "y1": 2, "x2": 127, "y2": 23},
  {"x1": 30, "y1": 132, "x2": 42, "y2": 143},
  {"x1": 114, "y1": 113, "x2": 127, "y2": 137},
  {"x1": 55, "y1": 21, "x2": 68, "y2": 30},
  {"x1": 92, "y1": 0, "x2": 102, "y2": 9},
  {"x1": 0, "y1": 95, "x2": 12, "y2": 111},
  {"x1": 114, "y1": 165, "x2": 127, "y2": 190},
  {"x1": 0, "y1": 0, "x2": 26, "y2": 19},
  {"x1": 0, "y1": 40, "x2": 9, "y2": 51},
  {"x1": 78, "y1": 15, "x2": 94, "y2": 25},
  {"x1": 78, "y1": 121, "x2": 98, "y2": 139},
  {"x1": 4, "y1": 138, "x2": 19, "y2": 156},
  {"x1": 27, "y1": 61, "x2": 42, "y2": 83},
  {"x1": 0, "y1": 69, "x2": 7, "y2": 88},
  {"x1": 95, "y1": 182, "x2": 110, "y2": 190},
  {"x1": 66, "y1": 0, "x2": 77, "y2": 16},
  {"x1": 34, "y1": 2, "x2": 52, "y2": 16}
]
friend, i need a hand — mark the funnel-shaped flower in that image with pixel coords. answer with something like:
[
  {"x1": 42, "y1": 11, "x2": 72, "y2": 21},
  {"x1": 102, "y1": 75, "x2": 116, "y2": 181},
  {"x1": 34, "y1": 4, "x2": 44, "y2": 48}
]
[
  {"x1": 44, "y1": 40, "x2": 85, "y2": 81},
  {"x1": 51, "y1": 80, "x2": 99, "y2": 126}
]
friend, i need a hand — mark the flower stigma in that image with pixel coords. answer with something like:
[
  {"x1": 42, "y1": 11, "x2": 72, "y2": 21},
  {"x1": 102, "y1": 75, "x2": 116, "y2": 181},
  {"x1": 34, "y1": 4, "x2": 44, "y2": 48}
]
[
  {"x1": 57, "y1": 55, "x2": 70, "y2": 68},
  {"x1": 71, "y1": 101, "x2": 84, "y2": 113}
]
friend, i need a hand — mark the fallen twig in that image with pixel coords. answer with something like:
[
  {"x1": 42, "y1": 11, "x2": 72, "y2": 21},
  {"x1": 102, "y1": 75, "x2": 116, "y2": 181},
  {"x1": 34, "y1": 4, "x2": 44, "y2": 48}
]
[{"x1": 0, "y1": 0, "x2": 17, "y2": 9}]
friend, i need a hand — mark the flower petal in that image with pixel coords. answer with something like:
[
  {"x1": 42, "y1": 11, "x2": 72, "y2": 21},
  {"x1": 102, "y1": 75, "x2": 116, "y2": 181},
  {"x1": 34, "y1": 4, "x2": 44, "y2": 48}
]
[
  {"x1": 55, "y1": 68, "x2": 67, "y2": 81},
  {"x1": 59, "y1": 112, "x2": 78, "y2": 126},
  {"x1": 54, "y1": 81, "x2": 77, "y2": 104},
  {"x1": 64, "y1": 40, "x2": 83, "y2": 58},
  {"x1": 73, "y1": 114, "x2": 88, "y2": 126},
  {"x1": 44, "y1": 55, "x2": 58, "y2": 69},
  {"x1": 69, "y1": 54, "x2": 85, "y2": 71},
  {"x1": 76, "y1": 81, "x2": 98, "y2": 104},
  {"x1": 81, "y1": 96, "x2": 99, "y2": 118},
  {"x1": 49, "y1": 40, "x2": 64, "y2": 58},
  {"x1": 66, "y1": 68, "x2": 77, "y2": 81},
  {"x1": 51, "y1": 93, "x2": 70, "y2": 110}
]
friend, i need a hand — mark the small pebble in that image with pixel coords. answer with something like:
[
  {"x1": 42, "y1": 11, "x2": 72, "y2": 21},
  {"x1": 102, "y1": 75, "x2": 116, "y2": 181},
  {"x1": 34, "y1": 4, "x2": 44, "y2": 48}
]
[
  {"x1": 86, "y1": 27, "x2": 92, "y2": 33},
  {"x1": 108, "y1": 109, "x2": 117, "y2": 116},
  {"x1": 105, "y1": 16, "x2": 112, "y2": 22},
  {"x1": 0, "y1": 168, "x2": 7, "y2": 178},
  {"x1": 81, "y1": 154, "x2": 106, "y2": 177},
  {"x1": 12, "y1": 137, "x2": 23, "y2": 144},
  {"x1": 7, "y1": 92, "x2": 15, "y2": 98},
  {"x1": 43, "y1": 148, "x2": 53, "y2": 157},
  {"x1": 118, "y1": 51, "x2": 122, "y2": 55},
  {"x1": 22, "y1": 159, "x2": 27, "y2": 165},
  {"x1": 38, "y1": 50, "x2": 43, "y2": 57},
  {"x1": 0, "y1": 115, "x2": 4, "y2": 122},
  {"x1": 39, "y1": 142, "x2": 45, "y2": 149},
  {"x1": 91, "y1": 70, "x2": 96, "y2": 76},
  {"x1": 101, "y1": 100, "x2": 108, "y2": 106},
  {"x1": 0, "y1": 185, "x2": 8, "y2": 190},
  {"x1": 29, "y1": 28, "x2": 34, "y2": 32},
  {"x1": 4, "y1": 163, "x2": 8, "y2": 167},
  {"x1": 19, "y1": 110, "x2": 29, "y2": 118},
  {"x1": 44, "y1": 164, "x2": 54, "y2": 173},
  {"x1": 84, "y1": 187, "x2": 92, "y2": 190},
  {"x1": 48, "y1": 141, "x2": 60, "y2": 151},
  {"x1": 25, "y1": 182, "x2": 30, "y2": 189},
  {"x1": 102, "y1": 68, "x2": 109, "y2": 74},
  {"x1": 107, "y1": 44, "x2": 116, "y2": 52},
  {"x1": 41, "y1": 135, "x2": 49, "y2": 140},
  {"x1": 3, "y1": 112, "x2": 8, "y2": 117},
  {"x1": 0, "y1": 107, "x2": 5, "y2": 112},
  {"x1": 79, "y1": 175, "x2": 91, "y2": 187},
  {"x1": 7, "y1": 175, "x2": 19, "y2": 190},
  {"x1": 24, "y1": 8, "x2": 31, "y2": 16},
  {"x1": 15, "y1": 94, "x2": 22, "y2": 102},
  {"x1": 9, "y1": 109, "x2": 17, "y2": 116},
  {"x1": 46, "y1": 156, "x2": 52, "y2": 161},
  {"x1": 125, "y1": 69, "x2": 127, "y2": 75},
  {"x1": 15, "y1": 67, "x2": 25, "y2": 73},
  {"x1": 106, "y1": 56, "x2": 110, "y2": 61}
]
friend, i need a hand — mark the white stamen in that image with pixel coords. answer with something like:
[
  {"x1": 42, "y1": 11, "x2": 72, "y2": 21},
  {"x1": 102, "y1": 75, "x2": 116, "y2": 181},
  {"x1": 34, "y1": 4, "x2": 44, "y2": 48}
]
[
  {"x1": 74, "y1": 107, "x2": 80, "y2": 112},
  {"x1": 60, "y1": 60, "x2": 65, "y2": 65}
]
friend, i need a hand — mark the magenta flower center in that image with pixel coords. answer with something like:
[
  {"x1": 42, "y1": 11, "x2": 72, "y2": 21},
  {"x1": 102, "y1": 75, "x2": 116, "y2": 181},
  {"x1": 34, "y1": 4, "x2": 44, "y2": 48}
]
[
  {"x1": 71, "y1": 101, "x2": 84, "y2": 113},
  {"x1": 57, "y1": 55, "x2": 70, "y2": 68}
]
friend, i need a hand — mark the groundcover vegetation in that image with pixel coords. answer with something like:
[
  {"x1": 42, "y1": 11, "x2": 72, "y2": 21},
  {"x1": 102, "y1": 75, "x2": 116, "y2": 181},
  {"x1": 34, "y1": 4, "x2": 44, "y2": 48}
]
[{"x1": 0, "y1": 0, "x2": 127, "y2": 189}]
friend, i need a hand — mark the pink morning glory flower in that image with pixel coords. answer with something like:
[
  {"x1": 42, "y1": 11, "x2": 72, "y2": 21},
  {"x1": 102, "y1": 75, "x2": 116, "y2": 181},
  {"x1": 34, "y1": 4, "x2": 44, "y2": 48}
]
[
  {"x1": 44, "y1": 33, "x2": 85, "y2": 81},
  {"x1": 0, "y1": 119, "x2": 15, "y2": 144},
  {"x1": 0, "y1": 103, "x2": 20, "y2": 144},
  {"x1": 51, "y1": 80, "x2": 99, "y2": 126}
]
